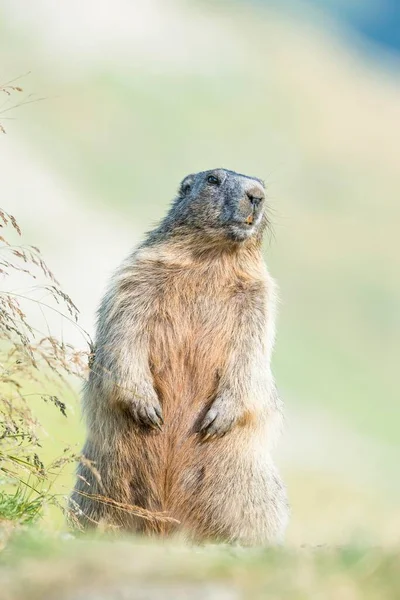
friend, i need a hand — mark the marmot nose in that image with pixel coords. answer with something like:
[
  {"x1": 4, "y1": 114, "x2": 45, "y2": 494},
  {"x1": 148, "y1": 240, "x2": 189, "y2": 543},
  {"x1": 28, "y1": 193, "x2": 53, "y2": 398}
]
[{"x1": 246, "y1": 190, "x2": 264, "y2": 207}]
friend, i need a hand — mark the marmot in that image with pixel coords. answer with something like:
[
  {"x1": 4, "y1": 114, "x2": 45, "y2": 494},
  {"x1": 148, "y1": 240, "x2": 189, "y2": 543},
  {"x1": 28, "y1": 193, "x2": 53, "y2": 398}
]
[{"x1": 70, "y1": 168, "x2": 288, "y2": 545}]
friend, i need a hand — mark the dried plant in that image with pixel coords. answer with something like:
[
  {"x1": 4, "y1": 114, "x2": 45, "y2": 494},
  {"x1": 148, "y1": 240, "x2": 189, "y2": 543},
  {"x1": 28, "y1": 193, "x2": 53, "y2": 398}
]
[
  {"x1": 0, "y1": 73, "x2": 45, "y2": 134},
  {"x1": 0, "y1": 209, "x2": 89, "y2": 523}
]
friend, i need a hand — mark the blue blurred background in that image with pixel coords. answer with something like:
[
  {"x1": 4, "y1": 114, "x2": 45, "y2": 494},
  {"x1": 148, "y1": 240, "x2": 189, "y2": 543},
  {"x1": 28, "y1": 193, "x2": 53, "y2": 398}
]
[
  {"x1": 1, "y1": 0, "x2": 399, "y2": 545},
  {"x1": 278, "y1": 0, "x2": 400, "y2": 53}
]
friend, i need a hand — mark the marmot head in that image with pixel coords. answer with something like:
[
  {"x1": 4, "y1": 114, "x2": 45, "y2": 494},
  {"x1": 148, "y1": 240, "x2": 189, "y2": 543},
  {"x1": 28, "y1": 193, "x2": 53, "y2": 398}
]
[{"x1": 168, "y1": 168, "x2": 268, "y2": 244}]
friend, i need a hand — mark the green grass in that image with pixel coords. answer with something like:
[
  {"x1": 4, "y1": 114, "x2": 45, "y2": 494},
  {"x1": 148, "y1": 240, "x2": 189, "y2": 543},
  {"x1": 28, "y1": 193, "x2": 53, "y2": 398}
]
[
  {"x1": 0, "y1": 489, "x2": 43, "y2": 525},
  {"x1": 1, "y1": 380, "x2": 84, "y2": 529}
]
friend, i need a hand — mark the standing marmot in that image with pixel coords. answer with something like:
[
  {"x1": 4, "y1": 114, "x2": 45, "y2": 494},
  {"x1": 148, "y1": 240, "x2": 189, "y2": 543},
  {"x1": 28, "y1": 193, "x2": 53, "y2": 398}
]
[{"x1": 70, "y1": 168, "x2": 288, "y2": 544}]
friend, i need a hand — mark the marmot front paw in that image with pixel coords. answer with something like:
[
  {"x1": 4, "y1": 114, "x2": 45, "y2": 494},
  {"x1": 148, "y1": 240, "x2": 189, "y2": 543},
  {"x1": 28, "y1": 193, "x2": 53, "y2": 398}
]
[
  {"x1": 127, "y1": 386, "x2": 163, "y2": 430},
  {"x1": 129, "y1": 401, "x2": 163, "y2": 430},
  {"x1": 199, "y1": 395, "x2": 241, "y2": 441}
]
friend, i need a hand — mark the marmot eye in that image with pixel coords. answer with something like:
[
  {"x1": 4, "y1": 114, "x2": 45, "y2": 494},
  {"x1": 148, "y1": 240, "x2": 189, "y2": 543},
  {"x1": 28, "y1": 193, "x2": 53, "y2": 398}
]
[{"x1": 207, "y1": 175, "x2": 219, "y2": 185}]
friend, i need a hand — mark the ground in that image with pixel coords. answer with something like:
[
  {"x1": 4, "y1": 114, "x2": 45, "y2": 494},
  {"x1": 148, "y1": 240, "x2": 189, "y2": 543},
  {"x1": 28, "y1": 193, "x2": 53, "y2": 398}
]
[{"x1": 1, "y1": 530, "x2": 400, "y2": 600}]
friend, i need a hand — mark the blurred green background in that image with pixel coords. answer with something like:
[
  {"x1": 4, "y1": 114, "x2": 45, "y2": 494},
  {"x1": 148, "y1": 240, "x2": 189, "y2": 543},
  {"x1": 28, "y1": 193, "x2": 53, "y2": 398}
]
[{"x1": 1, "y1": 0, "x2": 399, "y2": 546}]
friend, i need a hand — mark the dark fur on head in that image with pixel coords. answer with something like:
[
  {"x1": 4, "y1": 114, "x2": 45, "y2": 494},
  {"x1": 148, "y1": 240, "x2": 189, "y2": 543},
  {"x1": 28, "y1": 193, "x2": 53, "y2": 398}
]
[{"x1": 146, "y1": 168, "x2": 269, "y2": 246}]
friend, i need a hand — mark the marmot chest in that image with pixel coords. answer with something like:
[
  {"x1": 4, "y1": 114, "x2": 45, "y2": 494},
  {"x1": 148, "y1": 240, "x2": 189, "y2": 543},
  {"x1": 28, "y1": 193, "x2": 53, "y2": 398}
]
[{"x1": 147, "y1": 268, "x2": 250, "y2": 400}]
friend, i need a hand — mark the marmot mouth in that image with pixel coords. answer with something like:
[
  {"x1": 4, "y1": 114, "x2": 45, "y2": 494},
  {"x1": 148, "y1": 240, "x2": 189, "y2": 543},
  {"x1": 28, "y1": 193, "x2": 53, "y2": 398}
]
[
  {"x1": 245, "y1": 214, "x2": 255, "y2": 225},
  {"x1": 231, "y1": 216, "x2": 260, "y2": 230}
]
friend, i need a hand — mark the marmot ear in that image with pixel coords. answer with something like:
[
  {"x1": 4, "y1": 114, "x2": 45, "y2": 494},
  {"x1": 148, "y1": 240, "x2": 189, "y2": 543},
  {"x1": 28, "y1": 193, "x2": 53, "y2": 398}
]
[{"x1": 179, "y1": 174, "x2": 195, "y2": 197}]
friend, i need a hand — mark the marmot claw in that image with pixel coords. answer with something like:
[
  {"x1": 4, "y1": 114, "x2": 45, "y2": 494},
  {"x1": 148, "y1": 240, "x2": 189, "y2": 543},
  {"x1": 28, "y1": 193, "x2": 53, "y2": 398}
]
[
  {"x1": 200, "y1": 397, "x2": 237, "y2": 441},
  {"x1": 129, "y1": 401, "x2": 163, "y2": 431}
]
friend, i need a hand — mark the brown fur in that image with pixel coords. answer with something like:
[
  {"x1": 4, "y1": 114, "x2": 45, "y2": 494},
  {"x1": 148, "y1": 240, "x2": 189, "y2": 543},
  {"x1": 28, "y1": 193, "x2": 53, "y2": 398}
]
[{"x1": 70, "y1": 169, "x2": 288, "y2": 544}]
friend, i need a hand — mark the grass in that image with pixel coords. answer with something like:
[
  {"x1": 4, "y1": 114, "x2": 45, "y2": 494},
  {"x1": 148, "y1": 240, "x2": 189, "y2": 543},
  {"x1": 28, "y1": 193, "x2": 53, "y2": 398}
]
[
  {"x1": 0, "y1": 207, "x2": 87, "y2": 529},
  {"x1": 0, "y1": 489, "x2": 43, "y2": 525}
]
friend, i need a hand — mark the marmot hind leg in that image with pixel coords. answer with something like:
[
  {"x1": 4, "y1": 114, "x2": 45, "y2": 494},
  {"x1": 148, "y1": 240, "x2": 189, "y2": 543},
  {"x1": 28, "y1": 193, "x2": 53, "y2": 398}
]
[
  {"x1": 69, "y1": 438, "x2": 173, "y2": 535},
  {"x1": 69, "y1": 441, "x2": 142, "y2": 532},
  {"x1": 177, "y1": 454, "x2": 288, "y2": 546}
]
